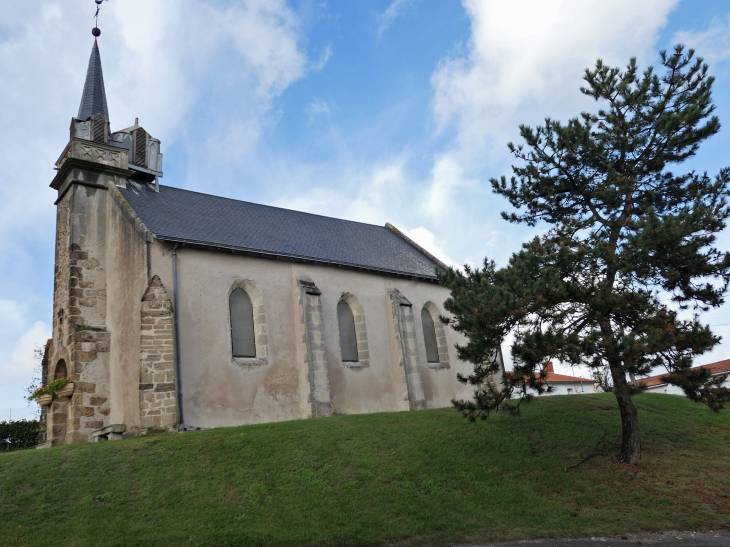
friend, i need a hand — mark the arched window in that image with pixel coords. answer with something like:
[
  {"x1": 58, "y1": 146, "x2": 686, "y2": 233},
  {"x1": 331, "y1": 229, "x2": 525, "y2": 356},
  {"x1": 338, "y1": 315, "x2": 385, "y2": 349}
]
[
  {"x1": 421, "y1": 308, "x2": 440, "y2": 363},
  {"x1": 337, "y1": 300, "x2": 359, "y2": 362},
  {"x1": 230, "y1": 288, "x2": 256, "y2": 358},
  {"x1": 53, "y1": 359, "x2": 67, "y2": 381}
]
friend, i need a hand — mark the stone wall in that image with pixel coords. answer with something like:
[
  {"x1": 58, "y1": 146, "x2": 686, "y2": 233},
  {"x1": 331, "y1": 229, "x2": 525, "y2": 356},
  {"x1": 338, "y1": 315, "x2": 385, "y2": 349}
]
[{"x1": 139, "y1": 276, "x2": 177, "y2": 432}]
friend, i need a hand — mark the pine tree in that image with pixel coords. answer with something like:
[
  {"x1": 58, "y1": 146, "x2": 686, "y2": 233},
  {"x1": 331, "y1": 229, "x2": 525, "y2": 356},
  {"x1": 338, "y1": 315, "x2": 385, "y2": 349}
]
[{"x1": 439, "y1": 46, "x2": 730, "y2": 463}]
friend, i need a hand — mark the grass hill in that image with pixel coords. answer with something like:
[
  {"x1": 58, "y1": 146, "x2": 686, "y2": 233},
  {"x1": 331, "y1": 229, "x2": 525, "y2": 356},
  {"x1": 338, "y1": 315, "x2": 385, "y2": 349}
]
[{"x1": 1, "y1": 393, "x2": 729, "y2": 547}]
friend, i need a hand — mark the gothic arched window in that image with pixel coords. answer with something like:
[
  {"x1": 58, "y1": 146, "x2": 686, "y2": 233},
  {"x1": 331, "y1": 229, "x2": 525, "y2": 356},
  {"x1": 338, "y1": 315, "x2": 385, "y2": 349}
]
[
  {"x1": 230, "y1": 288, "x2": 256, "y2": 358},
  {"x1": 421, "y1": 307, "x2": 440, "y2": 363},
  {"x1": 337, "y1": 300, "x2": 359, "y2": 362}
]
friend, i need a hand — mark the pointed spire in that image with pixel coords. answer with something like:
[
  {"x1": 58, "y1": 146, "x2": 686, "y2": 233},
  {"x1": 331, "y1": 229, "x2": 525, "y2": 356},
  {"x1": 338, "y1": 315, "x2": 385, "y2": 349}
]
[{"x1": 77, "y1": 39, "x2": 109, "y2": 121}]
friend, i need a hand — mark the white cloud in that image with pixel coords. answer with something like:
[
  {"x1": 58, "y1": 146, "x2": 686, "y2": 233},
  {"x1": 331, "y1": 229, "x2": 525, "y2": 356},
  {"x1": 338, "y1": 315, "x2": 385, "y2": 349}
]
[
  {"x1": 431, "y1": 0, "x2": 681, "y2": 154},
  {"x1": 378, "y1": 0, "x2": 415, "y2": 38},
  {"x1": 421, "y1": 153, "x2": 476, "y2": 222},
  {"x1": 1, "y1": 321, "x2": 50, "y2": 381},
  {"x1": 312, "y1": 45, "x2": 333, "y2": 71},
  {"x1": 0, "y1": 297, "x2": 51, "y2": 409},
  {"x1": 673, "y1": 14, "x2": 730, "y2": 64},
  {"x1": 402, "y1": 227, "x2": 455, "y2": 266},
  {"x1": 107, "y1": 0, "x2": 306, "y2": 142},
  {"x1": 275, "y1": 158, "x2": 410, "y2": 225},
  {"x1": 307, "y1": 100, "x2": 333, "y2": 121}
]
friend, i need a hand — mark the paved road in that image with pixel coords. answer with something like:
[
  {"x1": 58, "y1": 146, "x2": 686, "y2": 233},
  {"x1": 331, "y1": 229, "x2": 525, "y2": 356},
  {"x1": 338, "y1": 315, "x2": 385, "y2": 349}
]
[{"x1": 454, "y1": 530, "x2": 730, "y2": 547}]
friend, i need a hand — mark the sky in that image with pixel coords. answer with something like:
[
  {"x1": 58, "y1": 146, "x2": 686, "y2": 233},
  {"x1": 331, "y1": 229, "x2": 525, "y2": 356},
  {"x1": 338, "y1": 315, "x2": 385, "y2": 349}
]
[{"x1": 1, "y1": 0, "x2": 729, "y2": 418}]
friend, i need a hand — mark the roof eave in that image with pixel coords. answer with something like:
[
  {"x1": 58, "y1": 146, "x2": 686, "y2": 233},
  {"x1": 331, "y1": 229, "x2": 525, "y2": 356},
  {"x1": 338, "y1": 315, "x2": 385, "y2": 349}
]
[{"x1": 154, "y1": 235, "x2": 440, "y2": 282}]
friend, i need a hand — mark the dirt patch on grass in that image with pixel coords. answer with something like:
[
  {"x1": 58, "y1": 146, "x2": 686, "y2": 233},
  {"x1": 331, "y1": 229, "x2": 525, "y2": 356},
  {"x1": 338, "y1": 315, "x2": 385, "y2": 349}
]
[{"x1": 223, "y1": 487, "x2": 241, "y2": 505}]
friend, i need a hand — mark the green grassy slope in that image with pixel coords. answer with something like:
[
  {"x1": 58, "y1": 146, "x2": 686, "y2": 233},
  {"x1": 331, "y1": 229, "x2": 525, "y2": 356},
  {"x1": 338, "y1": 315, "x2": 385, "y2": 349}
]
[{"x1": 1, "y1": 393, "x2": 729, "y2": 547}]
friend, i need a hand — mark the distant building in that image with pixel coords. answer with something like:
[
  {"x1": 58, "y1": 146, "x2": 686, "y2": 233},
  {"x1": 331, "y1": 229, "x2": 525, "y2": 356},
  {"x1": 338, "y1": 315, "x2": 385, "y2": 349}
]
[
  {"x1": 637, "y1": 359, "x2": 730, "y2": 395},
  {"x1": 508, "y1": 361, "x2": 596, "y2": 397},
  {"x1": 532, "y1": 361, "x2": 595, "y2": 396}
]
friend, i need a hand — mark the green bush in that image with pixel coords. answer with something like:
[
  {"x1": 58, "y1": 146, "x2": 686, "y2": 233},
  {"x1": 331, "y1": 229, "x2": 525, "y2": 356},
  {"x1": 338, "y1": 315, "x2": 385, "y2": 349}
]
[{"x1": 0, "y1": 419, "x2": 40, "y2": 452}]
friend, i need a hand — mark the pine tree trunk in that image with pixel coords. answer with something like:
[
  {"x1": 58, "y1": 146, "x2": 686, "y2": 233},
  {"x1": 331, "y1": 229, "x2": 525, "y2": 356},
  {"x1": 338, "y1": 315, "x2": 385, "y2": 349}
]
[{"x1": 611, "y1": 367, "x2": 641, "y2": 463}]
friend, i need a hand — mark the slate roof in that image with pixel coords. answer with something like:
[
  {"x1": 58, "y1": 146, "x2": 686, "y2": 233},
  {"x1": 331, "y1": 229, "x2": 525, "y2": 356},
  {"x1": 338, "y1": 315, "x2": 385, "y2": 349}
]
[
  {"x1": 120, "y1": 183, "x2": 442, "y2": 280},
  {"x1": 78, "y1": 40, "x2": 109, "y2": 121}
]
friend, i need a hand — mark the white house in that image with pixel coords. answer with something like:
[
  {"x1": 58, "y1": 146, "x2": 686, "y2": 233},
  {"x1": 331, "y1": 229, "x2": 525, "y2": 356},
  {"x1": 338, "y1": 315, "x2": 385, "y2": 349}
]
[
  {"x1": 509, "y1": 362, "x2": 595, "y2": 397},
  {"x1": 638, "y1": 359, "x2": 730, "y2": 395}
]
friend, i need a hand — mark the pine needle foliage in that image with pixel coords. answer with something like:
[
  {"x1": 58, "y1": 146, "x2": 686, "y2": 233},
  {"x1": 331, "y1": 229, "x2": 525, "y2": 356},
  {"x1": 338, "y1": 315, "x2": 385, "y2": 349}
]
[{"x1": 439, "y1": 46, "x2": 730, "y2": 463}]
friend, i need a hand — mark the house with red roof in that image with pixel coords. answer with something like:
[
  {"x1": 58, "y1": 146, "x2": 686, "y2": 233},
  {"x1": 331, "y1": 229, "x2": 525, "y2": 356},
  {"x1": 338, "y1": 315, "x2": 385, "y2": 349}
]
[
  {"x1": 537, "y1": 362, "x2": 596, "y2": 395},
  {"x1": 637, "y1": 359, "x2": 730, "y2": 395},
  {"x1": 514, "y1": 362, "x2": 596, "y2": 396}
]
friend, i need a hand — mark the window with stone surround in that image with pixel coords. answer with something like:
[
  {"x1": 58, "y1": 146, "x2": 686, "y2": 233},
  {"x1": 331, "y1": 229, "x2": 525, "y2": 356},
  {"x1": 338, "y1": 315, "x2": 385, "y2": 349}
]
[
  {"x1": 337, "y1": 301, "x2": 358, "y2": 362},
  {"x1": 230, "y1": 288, "x2": 256, "y2": 358},
  {"x1": 421, "y1": 308, "x2": 440, "y2": 363},
  {"x1": 228, "y1": 281, "x2": 269, "y2": 366},
  {"x1": 338, "y1": 293, "x2": 370, "y2": 368},
  {"x1": 421, "y1": 302, "x2": 450, "y2": 369}
]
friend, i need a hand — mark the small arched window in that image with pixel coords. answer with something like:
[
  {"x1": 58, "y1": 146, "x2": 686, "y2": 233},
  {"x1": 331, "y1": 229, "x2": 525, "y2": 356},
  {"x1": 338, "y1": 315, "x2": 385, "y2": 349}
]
[
  {"x1": 421, "y1": 308, "x2": 440, "y2": 363},
  {"x1": 337, "y1": 300, "x2": 359, "y2": 362},
  {"x1": 54, "y1": 359, "x2": 67, "y2": 381},
  {"x1": 230, "y1": 288, "x2": 256, "y2": 358}
]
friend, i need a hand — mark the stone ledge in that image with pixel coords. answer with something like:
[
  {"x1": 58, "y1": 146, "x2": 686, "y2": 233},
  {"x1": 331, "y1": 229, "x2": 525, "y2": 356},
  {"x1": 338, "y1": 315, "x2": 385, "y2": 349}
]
[
  {"x1": 341, "y1": 361, "x2": 369, "y2": 369},
  {"x1": 232, "y1": 357, "x2": 268, "y2": 367},
  {"x1": 92, "y1": 423, "x2": 126, "y2": 442},
  {"x1": 427, "y1": 362, "x2": 451, "y2": 370}
]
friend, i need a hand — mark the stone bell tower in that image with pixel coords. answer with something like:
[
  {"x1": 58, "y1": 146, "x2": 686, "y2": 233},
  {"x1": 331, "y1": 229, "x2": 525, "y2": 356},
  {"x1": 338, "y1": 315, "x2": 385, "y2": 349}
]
[{"x1": 44, "y1": 37, "x2": 165, "y2": 446}]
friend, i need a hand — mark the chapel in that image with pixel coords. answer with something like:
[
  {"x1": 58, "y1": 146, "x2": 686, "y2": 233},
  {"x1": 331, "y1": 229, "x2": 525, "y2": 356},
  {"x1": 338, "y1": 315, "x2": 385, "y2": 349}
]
[{"x1": 41, "y1": 37, "x2": 501, "y2": 447}]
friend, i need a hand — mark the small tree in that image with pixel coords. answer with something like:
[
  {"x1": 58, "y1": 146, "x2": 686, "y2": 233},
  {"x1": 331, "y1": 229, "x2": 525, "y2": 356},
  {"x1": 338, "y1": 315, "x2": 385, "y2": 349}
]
[
  {"x1": 440, "y1": 46, "x2": 730, "y2": 463},
  {"x1": 24, "y1": 345, "x2": 45, "y2": 402}
]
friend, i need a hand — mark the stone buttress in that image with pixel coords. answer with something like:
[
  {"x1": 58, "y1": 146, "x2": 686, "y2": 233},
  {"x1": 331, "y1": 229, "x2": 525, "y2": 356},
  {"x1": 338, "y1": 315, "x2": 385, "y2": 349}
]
[
  {"x1": 296, "y1": 276, "x2": 334, "y2": 418},
  {"x1": 138, "y1": 276, "x2": 177, "y2": 432},
  {"x1": 388, "y1": 289, "x2": 426, "y2": 410}
]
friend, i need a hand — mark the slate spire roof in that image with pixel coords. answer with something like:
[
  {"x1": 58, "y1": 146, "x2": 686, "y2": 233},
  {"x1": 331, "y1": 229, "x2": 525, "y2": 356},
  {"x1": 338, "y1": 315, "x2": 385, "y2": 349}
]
[{"x1": 77, "y1": 39, "x2": 109, "y2": 121}]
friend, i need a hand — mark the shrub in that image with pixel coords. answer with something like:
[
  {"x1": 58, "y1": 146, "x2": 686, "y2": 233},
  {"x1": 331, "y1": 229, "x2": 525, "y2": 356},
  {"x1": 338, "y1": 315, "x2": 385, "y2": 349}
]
[
  {"x1": 28, "y1": 377, "x2": 73, "y2": 401},
  {"x1": 0, "y1": 420, "x2": 40, "y2": 452}
]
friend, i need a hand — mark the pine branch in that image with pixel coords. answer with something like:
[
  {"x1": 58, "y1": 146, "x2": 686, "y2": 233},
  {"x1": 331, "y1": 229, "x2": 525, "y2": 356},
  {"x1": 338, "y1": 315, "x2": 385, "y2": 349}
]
[{"x1": 564, "y1": 430, "x2": 609, "y2": 472}]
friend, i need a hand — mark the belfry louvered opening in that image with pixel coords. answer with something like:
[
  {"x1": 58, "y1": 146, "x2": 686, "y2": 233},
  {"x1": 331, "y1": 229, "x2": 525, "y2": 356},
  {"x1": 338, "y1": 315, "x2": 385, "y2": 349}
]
[
  {"x1": 90, "y1": 114, "x2": 107, "y2": 144},
  {"x1": 337, "y1": 300, "x2": 359, "y2": 362},
  {"x1": 421, "y1": 307, "x2": 440, "y2": 363},
  {"x1": 133, "y1": 127, "x2": 148, "y2": 167},
  {"x1": 230, "y1": 288, "x2": 256, "y2": 358}
]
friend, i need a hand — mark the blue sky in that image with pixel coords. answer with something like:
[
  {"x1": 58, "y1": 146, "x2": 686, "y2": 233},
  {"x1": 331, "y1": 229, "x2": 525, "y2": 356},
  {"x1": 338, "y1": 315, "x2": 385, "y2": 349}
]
[{"x1": 1, "y1": 0, "x2": 729, "y2": 417}]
